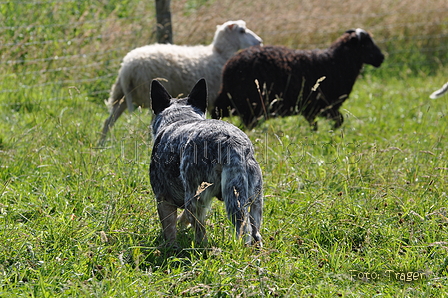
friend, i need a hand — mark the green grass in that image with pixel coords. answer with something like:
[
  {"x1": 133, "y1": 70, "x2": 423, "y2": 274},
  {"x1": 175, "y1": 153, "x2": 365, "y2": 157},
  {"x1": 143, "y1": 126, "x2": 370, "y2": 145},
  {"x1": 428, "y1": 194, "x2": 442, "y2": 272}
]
[
  {"x1": 1, "y1": 1, "x2": 448, "y2": 297},
  {"x1": 1, "y1": 74, "x2": 447, "y2": 297}
]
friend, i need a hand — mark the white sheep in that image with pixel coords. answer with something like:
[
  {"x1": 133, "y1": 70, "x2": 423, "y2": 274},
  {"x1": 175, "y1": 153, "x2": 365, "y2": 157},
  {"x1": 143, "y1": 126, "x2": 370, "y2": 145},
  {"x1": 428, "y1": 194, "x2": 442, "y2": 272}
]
[{"x1": 99, "y1": 20, "x2": 262, "y2": 145}]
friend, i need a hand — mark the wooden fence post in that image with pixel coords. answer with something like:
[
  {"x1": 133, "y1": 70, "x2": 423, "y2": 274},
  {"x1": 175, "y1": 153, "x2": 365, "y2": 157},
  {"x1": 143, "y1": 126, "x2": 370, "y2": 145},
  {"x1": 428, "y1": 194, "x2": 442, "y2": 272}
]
[{"x1": 155, "y1": 0, "x2": 173, "y2": 44}]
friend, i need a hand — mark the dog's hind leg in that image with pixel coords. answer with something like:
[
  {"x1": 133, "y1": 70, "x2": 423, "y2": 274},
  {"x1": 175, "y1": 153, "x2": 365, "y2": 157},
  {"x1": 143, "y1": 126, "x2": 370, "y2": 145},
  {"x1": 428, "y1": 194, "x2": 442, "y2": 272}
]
[
  {"x1": 247, "y1": 167, "x2": 263, "y2": 246},
  {"x1": 248, "y1": 188, "x2": 263, "y2": 246},
  {"x1": 157, "y1": 198, "x2": 178, "y2": 248},
  {"x1": 177, "y1": 210, "x2": 190, "y2": 229},
  {"x1": 184, "y1": 188, "x2": 214, "y2": 246}
]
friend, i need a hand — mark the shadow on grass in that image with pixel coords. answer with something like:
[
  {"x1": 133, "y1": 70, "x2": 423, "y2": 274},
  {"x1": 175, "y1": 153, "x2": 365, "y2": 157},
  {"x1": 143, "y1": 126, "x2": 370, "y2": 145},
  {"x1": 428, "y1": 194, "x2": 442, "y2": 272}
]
[{"x1": 122, "y1": 232, "x2": 215, "y2": 271}]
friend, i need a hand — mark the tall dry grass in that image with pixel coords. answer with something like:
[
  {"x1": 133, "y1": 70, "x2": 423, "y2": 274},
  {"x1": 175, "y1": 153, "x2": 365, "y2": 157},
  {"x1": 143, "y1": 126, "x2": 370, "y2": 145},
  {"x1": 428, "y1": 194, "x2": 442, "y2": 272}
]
[
  {"x1": 169, "y1": 0, "x2": 447, "y2": 47},
  {"x1": 0, "y1": 0, "x2": 447, "y2": 104}
]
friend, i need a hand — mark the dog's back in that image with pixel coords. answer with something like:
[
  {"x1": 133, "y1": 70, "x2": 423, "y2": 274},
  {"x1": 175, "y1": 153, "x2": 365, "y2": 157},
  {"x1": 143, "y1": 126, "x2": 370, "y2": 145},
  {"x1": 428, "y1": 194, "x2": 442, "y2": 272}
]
[{"x1": 150, "y1": 79, "x2": 263, "y2": 247}]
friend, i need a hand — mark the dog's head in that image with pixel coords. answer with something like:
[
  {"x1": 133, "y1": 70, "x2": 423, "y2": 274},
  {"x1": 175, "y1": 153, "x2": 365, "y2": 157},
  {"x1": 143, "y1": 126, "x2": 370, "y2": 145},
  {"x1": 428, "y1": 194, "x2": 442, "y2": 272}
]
[{"x1": 150, "y1": 78, "x2": 208, "y2": 135}]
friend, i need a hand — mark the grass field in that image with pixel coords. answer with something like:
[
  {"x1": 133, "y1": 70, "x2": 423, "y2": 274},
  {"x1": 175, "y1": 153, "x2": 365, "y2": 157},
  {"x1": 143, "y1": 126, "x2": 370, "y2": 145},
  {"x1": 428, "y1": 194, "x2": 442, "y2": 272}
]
[{"x1": 1, "y1": 0, "x2": 448, "y2": 297}]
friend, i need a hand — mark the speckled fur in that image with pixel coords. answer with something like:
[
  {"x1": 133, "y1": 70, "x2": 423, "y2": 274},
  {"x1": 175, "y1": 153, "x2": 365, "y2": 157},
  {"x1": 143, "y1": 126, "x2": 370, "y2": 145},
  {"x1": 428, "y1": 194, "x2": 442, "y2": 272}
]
[{"x1": 149, "y1": 79, "x2": 263, "y2": 248}]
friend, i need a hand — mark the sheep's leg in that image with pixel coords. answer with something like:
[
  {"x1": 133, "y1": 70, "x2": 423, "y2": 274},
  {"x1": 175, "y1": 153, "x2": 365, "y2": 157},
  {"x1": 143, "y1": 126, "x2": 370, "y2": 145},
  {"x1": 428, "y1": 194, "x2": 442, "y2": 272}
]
[
  {"x1": 329, "y1": 110, "x2": 344, "y2": 129},
  {"x1": 124, "y1": 88, "x2": 135, "y2": 113},
  {"x1": 243, "y1": 114, "x2": 258, "y2": 130},
  {"x1": 98, "y1": 99, "x2": 127, "y2": 146},
  {"x1": 305, "y1": 115, "x2": 318, "y2": 131}
]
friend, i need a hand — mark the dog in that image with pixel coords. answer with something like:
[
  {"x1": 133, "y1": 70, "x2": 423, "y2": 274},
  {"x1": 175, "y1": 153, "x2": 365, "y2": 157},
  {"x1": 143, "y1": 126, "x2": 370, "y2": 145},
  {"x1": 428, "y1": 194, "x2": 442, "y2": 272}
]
[{"x1": 149, "y1": 78, "x2": 263, "y2": 248}]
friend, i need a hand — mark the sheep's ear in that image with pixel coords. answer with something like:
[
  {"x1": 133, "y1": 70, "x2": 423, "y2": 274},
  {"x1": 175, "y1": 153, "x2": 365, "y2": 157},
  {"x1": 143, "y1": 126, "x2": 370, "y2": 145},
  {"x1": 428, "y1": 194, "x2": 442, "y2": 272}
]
[
  {"x1": 187, "y1": 78, "x2": 207, "y2": 113},
  {"x1": 150, "y1": 80, "x2": 172, "y2": 114},
  {"x1": 345, "y1": 29, "x2": 358, "y2": 42},
  {"x1": 345, "y1": 29, "x2": 356, "y2": 35},
  {"x1": 346, "y1": 28, "x2": 368, "y2": 43},
  {"x1": 227, "y1": 23, "x2": 236, "y2": 30}
]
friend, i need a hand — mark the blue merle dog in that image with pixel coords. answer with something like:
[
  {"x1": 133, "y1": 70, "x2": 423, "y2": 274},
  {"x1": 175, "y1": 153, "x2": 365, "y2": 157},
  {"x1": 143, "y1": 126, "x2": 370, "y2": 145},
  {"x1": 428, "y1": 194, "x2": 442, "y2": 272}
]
[{"x1": 150, "y1": 78, "x2": 263, "y2": 248}]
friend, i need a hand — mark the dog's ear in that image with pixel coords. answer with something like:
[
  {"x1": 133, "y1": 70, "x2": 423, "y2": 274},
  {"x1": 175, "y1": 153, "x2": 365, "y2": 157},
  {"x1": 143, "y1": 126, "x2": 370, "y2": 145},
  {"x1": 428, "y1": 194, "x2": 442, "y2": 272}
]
[
  {"x1": 150, "y1": 80, "x2": 172, "y2": 114},
  {"x1": 187, "y1": 78, "x2": 207, "y2": 113}
]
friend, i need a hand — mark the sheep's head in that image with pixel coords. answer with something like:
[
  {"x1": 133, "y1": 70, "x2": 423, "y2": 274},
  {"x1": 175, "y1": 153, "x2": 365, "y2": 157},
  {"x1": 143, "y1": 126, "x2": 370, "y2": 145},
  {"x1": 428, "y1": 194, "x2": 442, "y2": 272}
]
[
  {"x1": 346, "y1": 28, "x2": 385, "y2": 67},
  {"x1": 212, "y1": 20, "x2": 263, "y2": 57}
]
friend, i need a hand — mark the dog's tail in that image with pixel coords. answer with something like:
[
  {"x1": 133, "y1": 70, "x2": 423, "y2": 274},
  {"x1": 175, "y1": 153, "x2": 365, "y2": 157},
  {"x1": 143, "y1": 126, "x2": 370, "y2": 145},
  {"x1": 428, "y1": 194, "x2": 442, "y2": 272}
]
[
  {"x1": 221, "y1": 164, "x2": 251, "y2": 243},
  {"x1": 221, "y1": 160, "x2": 263, "y2": 245}
]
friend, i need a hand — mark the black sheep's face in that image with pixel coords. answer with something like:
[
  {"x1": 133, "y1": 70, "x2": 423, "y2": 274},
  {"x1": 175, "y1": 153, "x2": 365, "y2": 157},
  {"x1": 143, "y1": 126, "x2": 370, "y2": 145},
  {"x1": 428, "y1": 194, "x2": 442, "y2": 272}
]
[{"x1": 360, "y1": 36, "x2": 385, "y2": 68}]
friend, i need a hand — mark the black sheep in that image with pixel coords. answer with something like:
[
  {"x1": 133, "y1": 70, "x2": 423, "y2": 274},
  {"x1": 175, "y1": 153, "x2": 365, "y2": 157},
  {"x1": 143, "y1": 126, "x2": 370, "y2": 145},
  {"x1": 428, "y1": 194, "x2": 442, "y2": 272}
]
[{"x1": 212, "y1": 28, "x2": 385, "y2": 129}]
